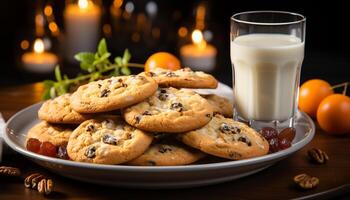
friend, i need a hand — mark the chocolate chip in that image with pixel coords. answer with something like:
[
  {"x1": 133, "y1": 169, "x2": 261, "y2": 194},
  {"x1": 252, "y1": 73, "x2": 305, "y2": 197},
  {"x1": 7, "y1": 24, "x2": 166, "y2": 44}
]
[
  {"x1": 126, "y1": 133, "x2": 133, "y2": 140},
  {"x1": 122, "y1": 83, "x2": 128, "y2": 87},
  {"x1": 142, "y1": 111, "x2": 152, "y2": 115},
  {"x1": 135, "y1": 115, "x2": 142, "y2": 124},
  {"x1": 118, "y1": 78, "x2": 123, "y2": 83},
  {"x1": 206, "y1": 113, "x2": 211, "y2": 118},
  {"x1": 170, "y1": 102, "x2": 183, "y2": 112},
  {"x1": 160, "y1": 89, "x2": 167, "y2": 93},
  {"x1": 86, "y1": 124, "x2": 95, "y2": 132},
  {"x1": 147, "y1": 72, "x2": 156, "y2": 77},
  {"x1": 158, "y1": 145, "x2": 172, "y2": 153},
  {"x1": 102, "y1": 134, "x2": 118, "y2": 145},
  {"x1": 97, "y1": 84, "x2": 102, "y2": 88},
  {"x1": 85, "y1": 146, "x2": 96, "y2": 158},
  {"x1": 100, "y1": 89, "x2": 110, "y2": 97}
]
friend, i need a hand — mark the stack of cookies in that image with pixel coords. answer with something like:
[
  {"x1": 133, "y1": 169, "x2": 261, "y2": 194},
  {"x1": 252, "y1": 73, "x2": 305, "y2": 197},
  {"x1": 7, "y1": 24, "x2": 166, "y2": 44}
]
[{"x1": 27, "y1": 68, "x2": 269, "y2": 166}]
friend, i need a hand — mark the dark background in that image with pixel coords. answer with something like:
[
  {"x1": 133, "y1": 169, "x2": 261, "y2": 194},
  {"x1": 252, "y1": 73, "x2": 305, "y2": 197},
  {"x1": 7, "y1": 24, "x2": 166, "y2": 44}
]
[{"x1": 0, "y1": 0, "x2": 348, "y2": 87}]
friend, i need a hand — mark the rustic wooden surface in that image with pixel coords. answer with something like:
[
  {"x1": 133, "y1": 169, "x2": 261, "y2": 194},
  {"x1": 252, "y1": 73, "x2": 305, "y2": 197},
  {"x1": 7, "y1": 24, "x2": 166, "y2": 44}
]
[{"x1": 0, "y1": 83, "x2": 349, "y2": 200}]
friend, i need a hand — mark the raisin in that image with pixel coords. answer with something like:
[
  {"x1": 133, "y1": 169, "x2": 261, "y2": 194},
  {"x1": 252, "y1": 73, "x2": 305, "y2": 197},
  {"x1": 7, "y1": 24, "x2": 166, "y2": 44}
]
[
  {"x1": 260, "y1": 127, "x2": 278, "y2": 140},
  {"x1": 170, "y1": 102, "x2": 183, "y2": 112},
  {"x1": 142, "y1": 111, "x2": 152, "y2": 115},
  {"x1": 160, "y1": 89, "x2": 167, "y2": 93},
  {"x1": 57, "y1": 145, "x2": 70, "y2": 160},
  {"x1": 135, "y1": 115, "x2": 142, "y2": 124},
  {"x1": 158, "y1": 93, "x2": 168, "y2": 101},
  {"x1": 85, "y1": 146, "x2": 96, "y2": 158},
  {"x1": 268, "y1": 138, "x2": 279, "y2": 153},
  {"x1": 86, "y1": 124, "x2": 95, "y2": 132},
  {"x1": 238, "y1": 136, "x2": 251, "y2": 146},
  {"x1": 100, "y1": 89, "x2": 110, "y2": 97},
  {"x1": 219, "y1": 123, "x2": 230, "y2": 133},
  {"x1": 122, "y1": 83, "x2": 128, "y2": 87},
  {"x1": 206, "y1": 113, "x2": 211, "y2": 118},
  {"x1": 118, "y1": 78, "x2": 123, "y2": 83},
  {"x1": 158, "y1": 145, "x2": 172, "y2": 153},
  {"x1": 102, "y1": 134, "x2": 118, "y2": 145}
]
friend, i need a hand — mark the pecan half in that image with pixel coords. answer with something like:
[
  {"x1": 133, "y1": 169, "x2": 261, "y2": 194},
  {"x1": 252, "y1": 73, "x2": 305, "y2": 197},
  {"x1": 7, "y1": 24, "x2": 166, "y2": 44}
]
[
  {"x1": 308, "y1": 148, "x2": 329, "y2": 164},
  {"x1": 0, "y1": 166, "x2": 21, "y2": 176},
  {"x1": 294, "y1": 173, "x2": 319, "y2": 189},
  {"x1": 25, "y1": 173, "x2": 54, "y2": 195},
  {"x1": 24, "y1": 173, "x2": 45, "y2": 189},
  {"x1": 37, "y1": 178, "x2": 54, "y2": 195}
]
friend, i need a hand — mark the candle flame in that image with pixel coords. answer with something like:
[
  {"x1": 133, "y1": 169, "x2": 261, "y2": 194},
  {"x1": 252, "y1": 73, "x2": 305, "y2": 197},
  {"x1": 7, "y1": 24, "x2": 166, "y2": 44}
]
[
  {"x1": 34, "y1": 39, "x2": 44, "y2": 54},
  {"x1": 192, "y1": 29, "x2": 206, "y2": 49},
  {"x1": 78, "y1": 0, "x2": 89, "y2": 9}
]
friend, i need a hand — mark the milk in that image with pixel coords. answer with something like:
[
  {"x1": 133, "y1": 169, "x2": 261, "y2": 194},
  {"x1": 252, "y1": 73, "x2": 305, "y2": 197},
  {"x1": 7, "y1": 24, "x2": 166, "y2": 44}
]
[{"x1": 231, "y1": 34, "x2": 304, "y2": 121}]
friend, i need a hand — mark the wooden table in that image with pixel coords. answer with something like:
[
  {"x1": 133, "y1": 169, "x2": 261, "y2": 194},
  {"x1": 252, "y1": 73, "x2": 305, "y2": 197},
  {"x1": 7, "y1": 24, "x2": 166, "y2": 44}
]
[{"x1": 1, "y1": 83, "x2": 349, "y2": 199}]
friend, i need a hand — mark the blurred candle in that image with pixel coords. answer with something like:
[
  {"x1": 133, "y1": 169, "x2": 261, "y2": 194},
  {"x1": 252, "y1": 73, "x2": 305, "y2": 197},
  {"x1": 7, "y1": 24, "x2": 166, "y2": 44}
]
[
  {"x1": 22, "y1": 39, "x2": 58, "y2": 73},
  {"x1": 180, "y1": 29, "x2": 217, "y2": 71},
  {"x1": 64, "y1": 0, "x2": 101, "y2": 62}
]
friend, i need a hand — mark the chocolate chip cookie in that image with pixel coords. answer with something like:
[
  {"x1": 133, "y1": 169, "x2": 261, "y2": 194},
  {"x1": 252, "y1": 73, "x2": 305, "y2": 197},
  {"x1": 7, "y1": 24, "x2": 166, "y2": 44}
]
[
  {"x1": 27, "y1": 121, "x2": 73, "y2": 146},
  {"x1": 148, "y1": 68, "x2": 218, "y2": 89},
  {"x1": 38, "y1": 94, "x2": 93, "y2": 124},
  {"x1": 202, "y1": 94, "x2": 233, "y2": 117},
  {"x1": 123, "y1": 87, "x2": 213, "y2": 133},
  {"x1": 70, "y1": 73, "x2": 158, "y2": 113},
  {"x1": 178, "y1": 114, "x2": 269, "y2": 160},
  {"x1": 128, "y1": 137, "x2": 204, "y2": 166},
  {"x1": 67, "y1": 116, "x2": 153, "y2": 164}
]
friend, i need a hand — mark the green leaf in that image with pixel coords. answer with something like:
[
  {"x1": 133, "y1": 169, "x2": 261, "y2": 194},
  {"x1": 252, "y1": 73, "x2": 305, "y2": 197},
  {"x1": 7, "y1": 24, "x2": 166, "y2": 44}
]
[
  {"x1": 55, "y1": 66, "x2": 62, "y2": 81},
  {"x1": 80, "y1": 62, "x2": 95, "y2": 72},
  {"x1": 123, "y1": 49, "x2": 131, "y2": 62},
  {"x1": 98, "y1": 38, "x2": 108, "y2": 56},
  {"x1": 89, "y1": 72, "x2": 101, "y2": 81},
  {"x1": 121, "y1": 66, "x2": 131, "y2": 75},
  {"x1": 115, "y1": 57, "x2": 122, "y2": 66},
  {"x1": 74, "y1": 52, "x2": 95, "y2": 63},
  {"x1": 92, "y1": 53, "x2": 111, "y2": 66}
]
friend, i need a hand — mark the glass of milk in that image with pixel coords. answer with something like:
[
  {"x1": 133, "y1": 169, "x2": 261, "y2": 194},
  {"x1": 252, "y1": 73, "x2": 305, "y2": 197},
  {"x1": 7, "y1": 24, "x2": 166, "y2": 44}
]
[{"x1": 230, "y1": 11, "x2": 306, "y2": 130}]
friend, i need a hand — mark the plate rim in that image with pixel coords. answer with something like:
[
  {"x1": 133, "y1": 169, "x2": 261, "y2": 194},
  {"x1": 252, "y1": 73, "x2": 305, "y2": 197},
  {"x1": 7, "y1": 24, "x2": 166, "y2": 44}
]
[{"x1": 3, "y1": 101, "x2": 315, "y2": 172}]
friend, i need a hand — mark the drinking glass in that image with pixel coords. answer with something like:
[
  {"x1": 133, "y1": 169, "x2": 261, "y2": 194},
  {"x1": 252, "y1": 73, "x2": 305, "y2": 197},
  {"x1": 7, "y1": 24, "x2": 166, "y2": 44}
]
[{"x1": 230, "y1": 11, "x2": 306, "y2": 130}]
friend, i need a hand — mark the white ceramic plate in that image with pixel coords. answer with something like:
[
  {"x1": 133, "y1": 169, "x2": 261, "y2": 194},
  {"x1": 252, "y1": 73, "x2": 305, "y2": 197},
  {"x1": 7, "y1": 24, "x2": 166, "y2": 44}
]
[{"x1": 3, "y1": 83, "x2": 315, "y2": 188}]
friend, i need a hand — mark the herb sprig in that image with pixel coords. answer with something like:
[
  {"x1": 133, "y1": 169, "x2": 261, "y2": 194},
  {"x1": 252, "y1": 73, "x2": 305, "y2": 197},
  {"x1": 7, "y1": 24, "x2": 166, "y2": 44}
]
[{"x1": 42, "y1": 38, "x2": 143, "y2": 100}]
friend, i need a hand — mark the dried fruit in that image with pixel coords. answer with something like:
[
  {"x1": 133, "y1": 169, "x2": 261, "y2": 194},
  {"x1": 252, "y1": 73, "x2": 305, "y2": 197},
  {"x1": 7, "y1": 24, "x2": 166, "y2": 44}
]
[
  {"x1": 158, "y1": 145, "x2": 172, "y2": 153},
  {"x1": 294, "y1": 173, "x2": 319, "y2": 189},
  {"x1": 170, "y1": 102, "x2": 183, "y2": 112},
  {"x1": 0, "y1": 166, "x2": 21, "y2": 176},
  {"x1": 57, "y1": 145, "x2": 70, "y2": 160},
  {"x1": 278, "y1": 138, "x2": 291, "y2": 150},
  {"x1": 278, "y1": 127, "x2": 296, "y2": 142},
  {"x1": 102, "y1": 134, "x2": 118, "y2": 145},
  {"x1": 86, "y1": 124, "x2": 95, "y2": 132},
  {"x1": 100, "y1": 89, "x2": 110, "y2": 97},
  {"x1": 308, "y1": 148, "x2": 329, "y2": 164},
  {"x1": 238, "y1": 136, "x2": 252, "y2": 146},
  {"x1": 260, "y1": 127, "x2": 278, "y2": 140},
  {"x1": 85, "y1": 146, "x2": 96, "y2": 158},
  {"x1": 26, "y1": 138, "x2": 42, "y2": 153},
  {"x1": 268, "y1": 138, "x2": 279, "y2": 153},
  {"x1": 38, "y1": 142, "x2": 57, "y2": 158}
]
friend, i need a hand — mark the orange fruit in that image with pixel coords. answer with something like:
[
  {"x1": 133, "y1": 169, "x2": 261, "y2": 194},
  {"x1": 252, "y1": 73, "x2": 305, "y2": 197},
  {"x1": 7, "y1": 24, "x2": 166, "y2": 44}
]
[
  {"x1": 298, "y1": 79, "x2": 333, "y2": 118},
  {"x1": 144, "y1": 52, "x2": 181, "y2": 72},
  {"x1": 317, "y1": 94, "x2": 350, "y2": 135}
]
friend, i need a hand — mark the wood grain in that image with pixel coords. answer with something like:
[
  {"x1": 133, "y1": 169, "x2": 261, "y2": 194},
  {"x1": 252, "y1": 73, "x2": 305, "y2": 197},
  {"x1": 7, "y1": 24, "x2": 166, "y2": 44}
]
[{"x1": 0, "y1": 83, "x2": 349, "y2": 199}]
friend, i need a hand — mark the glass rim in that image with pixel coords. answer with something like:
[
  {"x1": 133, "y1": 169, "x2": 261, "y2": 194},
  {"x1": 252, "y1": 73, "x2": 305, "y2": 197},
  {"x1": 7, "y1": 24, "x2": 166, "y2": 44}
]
[{"x1": 231, "y1": 10, "x2": 306, "y2": 26}]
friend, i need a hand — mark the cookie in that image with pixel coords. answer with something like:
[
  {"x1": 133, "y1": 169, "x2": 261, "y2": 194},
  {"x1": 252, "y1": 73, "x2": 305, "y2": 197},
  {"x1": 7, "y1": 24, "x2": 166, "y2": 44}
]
[
  {"x1": 179, "y1": 114, "x2": 269, "y2": 160},
  {"x1": 147, "y1": 68, "x2": 218, "y2": 89},
  {"x1": 67, "y1": 116, "x2": 153, "y2": 164},
  {"x1": 38, "y1": 94, "x2": 93, "y2": 124},
  {"x1": 202, "y1": 94, "x2": 233, "y2": 117},
  {"x1": 128, "y1": 137, "x2": 204, "y2": 166},
  {"x1": 27, "y1": 121, "x2": 73, "y2": 146},
  {"x1": 123, "y1": 87, "x2": 213, "y2": 133},
  {"x1": 70, "y1": 73, "x2": 158, "y2": 113}
]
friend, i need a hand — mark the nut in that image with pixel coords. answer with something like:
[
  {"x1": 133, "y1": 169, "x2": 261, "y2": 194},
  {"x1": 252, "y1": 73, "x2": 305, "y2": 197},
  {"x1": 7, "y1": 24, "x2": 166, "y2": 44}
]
[
  {"x1": 294, "y1": 173, "x2": 319, "y2": 189},
  {"x1": 37, "y1": 178, "x2": 54, "y2": 195},
  {"x1": 0, "y1": 166, "x2": 21, "y2": 176},
  {"x1": 308, "y1": 148, "x2": 329, "y2": 164},
  {"x1": 24, "y1": 173, "x2": 45, "y2": 188}
]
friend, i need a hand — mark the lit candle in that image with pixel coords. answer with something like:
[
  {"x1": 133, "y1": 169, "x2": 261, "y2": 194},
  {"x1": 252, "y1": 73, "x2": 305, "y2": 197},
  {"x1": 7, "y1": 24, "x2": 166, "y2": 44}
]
[
  {"x1": 64, "y1": 0, "x2": 101, "y2": 62},
  {"x1": 180, "y1": 29, "x2": 217, "y2": 71},
  {"x1": 22, "y1": 39, "x2": 58, "y2": 73}
]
